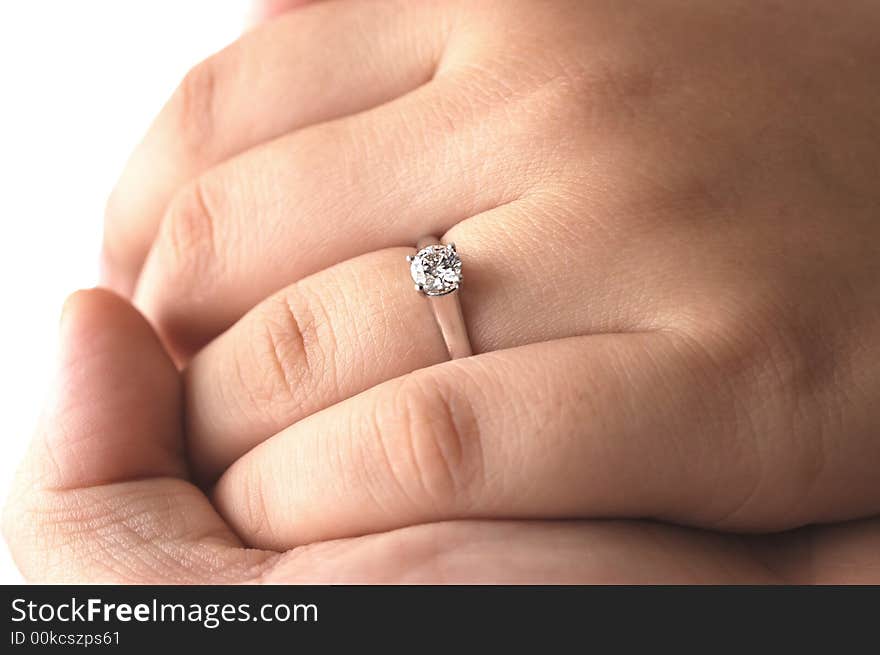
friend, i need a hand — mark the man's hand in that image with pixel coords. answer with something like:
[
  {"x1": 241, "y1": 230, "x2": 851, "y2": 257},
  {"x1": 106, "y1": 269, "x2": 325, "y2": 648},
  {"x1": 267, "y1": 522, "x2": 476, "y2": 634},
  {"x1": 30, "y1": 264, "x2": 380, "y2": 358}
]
[{"x1": 96, "y1": 0, "x2": 880, "y2": 546}]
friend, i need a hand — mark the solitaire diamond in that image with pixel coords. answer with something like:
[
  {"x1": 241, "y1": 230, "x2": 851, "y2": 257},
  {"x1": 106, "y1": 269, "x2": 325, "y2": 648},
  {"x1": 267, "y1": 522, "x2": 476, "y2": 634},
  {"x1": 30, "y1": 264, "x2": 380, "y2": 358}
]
[{"x1": 409, "y1": 244, "x2": 462, "y2": 296}]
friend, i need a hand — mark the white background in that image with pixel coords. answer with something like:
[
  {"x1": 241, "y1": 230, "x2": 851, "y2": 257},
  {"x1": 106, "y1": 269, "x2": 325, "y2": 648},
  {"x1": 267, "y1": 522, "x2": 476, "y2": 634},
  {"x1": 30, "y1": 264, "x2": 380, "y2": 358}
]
[{"x1": 0, "y1": 0, "x2": 250, "y2": 583}]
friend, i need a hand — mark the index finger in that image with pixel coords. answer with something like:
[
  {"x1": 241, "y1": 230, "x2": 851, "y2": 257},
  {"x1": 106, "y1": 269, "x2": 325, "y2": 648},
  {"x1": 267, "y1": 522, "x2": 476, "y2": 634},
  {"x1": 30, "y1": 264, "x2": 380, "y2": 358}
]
[{"x1": 102, "y1": 0, "x2": 447, "y2": 294}]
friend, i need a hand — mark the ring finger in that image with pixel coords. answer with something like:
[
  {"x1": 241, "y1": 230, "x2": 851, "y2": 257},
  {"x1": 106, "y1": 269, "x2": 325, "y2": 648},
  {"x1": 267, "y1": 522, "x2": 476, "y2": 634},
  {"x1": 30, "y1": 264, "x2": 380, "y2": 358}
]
[{"x1": 184, "y1": 198, "x2": 662, "y2": 483}]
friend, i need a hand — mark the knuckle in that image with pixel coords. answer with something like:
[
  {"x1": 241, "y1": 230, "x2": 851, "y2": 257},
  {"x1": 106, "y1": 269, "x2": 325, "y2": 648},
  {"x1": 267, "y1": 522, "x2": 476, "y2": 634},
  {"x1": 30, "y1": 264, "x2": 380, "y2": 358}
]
[
  {"x1": 245, "y1": 287, "x2": 333, "y2": 417},
  {"x1": 158, "y1": 178, "x2": 218, "y2": 276},
  {"x1": 673, "y1": 298, "x2": 833, "y2": 527},
  {"x1": 708, "y1": 300, "x2": 831, "y2": 420},
  {"x1": 375, "y1": 371, "x2": 484, "y2": 512},
  {"x1": 742, "y1": 323, "x2": 832, "y2": 507},
  {"x1": 171, "y1": 57, "x2": 219, "y2": 160}
]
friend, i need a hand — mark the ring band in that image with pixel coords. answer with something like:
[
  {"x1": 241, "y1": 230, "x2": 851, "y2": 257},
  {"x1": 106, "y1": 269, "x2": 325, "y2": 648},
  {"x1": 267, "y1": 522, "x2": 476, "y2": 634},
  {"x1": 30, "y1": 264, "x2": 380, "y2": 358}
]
[{"x1": 407, "y1": 236, "x2": 473, "y2": 360}]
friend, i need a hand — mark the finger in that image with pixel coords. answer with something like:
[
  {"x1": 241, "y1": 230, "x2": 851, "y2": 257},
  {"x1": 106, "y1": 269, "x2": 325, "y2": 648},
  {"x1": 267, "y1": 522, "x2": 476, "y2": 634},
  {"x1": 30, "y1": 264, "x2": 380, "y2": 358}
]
[
  {"x1": 184, "y1": 247, "x2": 448, "y2": 483},
  {"x1": 103, "y1": 0, "x2": 450, "y2": 295},
  {"x1": 132, "y1": 62, "x2": 559, "y2": 359},
  {"x1": 184, "y1": 199, "x2": 661, "y2": 483},
  {"x1": 0, "y1": 290, "x2": 795, "y2": 584},
  {"x1": 214, "y1": 329, "x2": 880, "y2": 551},
  {"x1": 212, "y1": 333, "x2": 706, "y2": 549},
  {"x1": 2, "y1": 289, "x2": 273, "y2": 582},
  {"x1": 262, "y1": 519, "x2": 781, "y2": 584}
]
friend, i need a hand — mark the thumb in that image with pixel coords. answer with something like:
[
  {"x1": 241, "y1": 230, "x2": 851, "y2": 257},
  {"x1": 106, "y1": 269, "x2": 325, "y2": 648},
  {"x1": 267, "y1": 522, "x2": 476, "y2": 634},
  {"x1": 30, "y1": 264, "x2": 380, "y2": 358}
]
[
  {"x1": 3, "y1": 289, "x2": 271, "y2": 583},
  {"x1": 33, "y1": 288, "x2": 185, "y2": 490}
]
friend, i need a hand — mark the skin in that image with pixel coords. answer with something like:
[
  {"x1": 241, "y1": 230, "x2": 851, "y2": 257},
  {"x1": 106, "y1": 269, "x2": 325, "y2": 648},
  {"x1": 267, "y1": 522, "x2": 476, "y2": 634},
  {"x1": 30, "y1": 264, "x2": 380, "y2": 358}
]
[
  {"x1": 6, "y1": 1, "x2": 880, "y2": 580},
  {"x1": 3, "y1": 289, "x2": 879, "y2": 583}
]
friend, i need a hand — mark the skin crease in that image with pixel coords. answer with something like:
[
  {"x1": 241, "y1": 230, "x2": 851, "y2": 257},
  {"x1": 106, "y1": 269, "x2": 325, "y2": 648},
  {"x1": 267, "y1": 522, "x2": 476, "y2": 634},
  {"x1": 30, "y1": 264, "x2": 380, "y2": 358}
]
[{"x1": 8, "y1": 1, "x2": 880, "y2": 580}]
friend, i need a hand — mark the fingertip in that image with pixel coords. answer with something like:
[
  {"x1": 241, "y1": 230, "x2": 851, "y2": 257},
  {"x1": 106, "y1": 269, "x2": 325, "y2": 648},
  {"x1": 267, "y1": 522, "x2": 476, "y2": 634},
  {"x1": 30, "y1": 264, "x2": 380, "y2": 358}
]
[
  {"x1": 59, "y1": 287, "x2": 157, "y2": 352},
  {"x1": 39, "y1": 287, "x2": 186, "y2": 490},
  {"x1": 59, "y1": 287, "x2": 114, "y2": 334},
  {"x1": 61, "y1": 286, "x2": 124, "y2": 318}
]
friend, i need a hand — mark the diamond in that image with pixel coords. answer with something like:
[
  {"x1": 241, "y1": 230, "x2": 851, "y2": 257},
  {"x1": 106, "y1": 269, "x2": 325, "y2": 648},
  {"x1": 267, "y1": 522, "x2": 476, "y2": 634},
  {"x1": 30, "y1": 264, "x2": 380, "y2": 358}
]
[{"x1": 409, "y1": 244, "x2": 462, "y2": 296}]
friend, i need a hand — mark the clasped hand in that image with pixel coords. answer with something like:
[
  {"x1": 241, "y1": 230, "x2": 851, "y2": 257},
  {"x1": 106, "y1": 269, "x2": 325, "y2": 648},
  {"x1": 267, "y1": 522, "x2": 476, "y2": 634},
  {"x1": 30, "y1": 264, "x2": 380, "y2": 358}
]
[{"x1": 6, "y1": 0, "x2": 880, "y2": 583}]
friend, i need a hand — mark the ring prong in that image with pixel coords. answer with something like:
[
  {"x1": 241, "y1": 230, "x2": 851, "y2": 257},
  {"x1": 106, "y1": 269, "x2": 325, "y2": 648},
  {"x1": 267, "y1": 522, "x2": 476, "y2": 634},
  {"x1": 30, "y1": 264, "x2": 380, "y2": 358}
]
[
  {"x1": 448, "y1": 242, "x2": 457, "y2": 252},
  {"x1": 415, "y1": 284, "x2": 423, "y2": 292},
  {"x1": 406, "y1": 255, "x2": 414, "y2": 262}
]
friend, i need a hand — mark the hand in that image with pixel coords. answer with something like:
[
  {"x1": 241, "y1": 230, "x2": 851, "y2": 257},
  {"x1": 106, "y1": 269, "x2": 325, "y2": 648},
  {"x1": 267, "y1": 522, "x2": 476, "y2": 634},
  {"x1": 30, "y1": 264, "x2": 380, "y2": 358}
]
[
  {"x1": 0, "y1": 289, "x2": 639, "y2": 583},
  {"x1": 4, "y1": 290, "x2": 879, "y2": 583},
  {"x1": 100, "y1": 0, "x2": 880, "y2": 547}
]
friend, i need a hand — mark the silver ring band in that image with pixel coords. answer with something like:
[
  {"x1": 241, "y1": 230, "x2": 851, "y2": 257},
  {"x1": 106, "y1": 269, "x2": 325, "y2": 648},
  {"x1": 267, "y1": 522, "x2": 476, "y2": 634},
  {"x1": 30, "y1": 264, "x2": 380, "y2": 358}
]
[{"x1": 408, "y1": 236, "x2": 473, "y2": 360}]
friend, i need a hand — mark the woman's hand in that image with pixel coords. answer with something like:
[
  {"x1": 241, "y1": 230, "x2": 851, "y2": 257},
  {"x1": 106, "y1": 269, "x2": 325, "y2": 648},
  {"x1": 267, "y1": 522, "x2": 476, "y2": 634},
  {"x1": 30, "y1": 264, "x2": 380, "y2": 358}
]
[
  {"x1": 100, "y1": 1, "x2": 880, "y2": 548},
  {"x1": 4, "y1": 290, "x2": 878, "y2": 583},
  {"x1": 2, "y1": 289, "x2": 657, "y2": 584}
]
